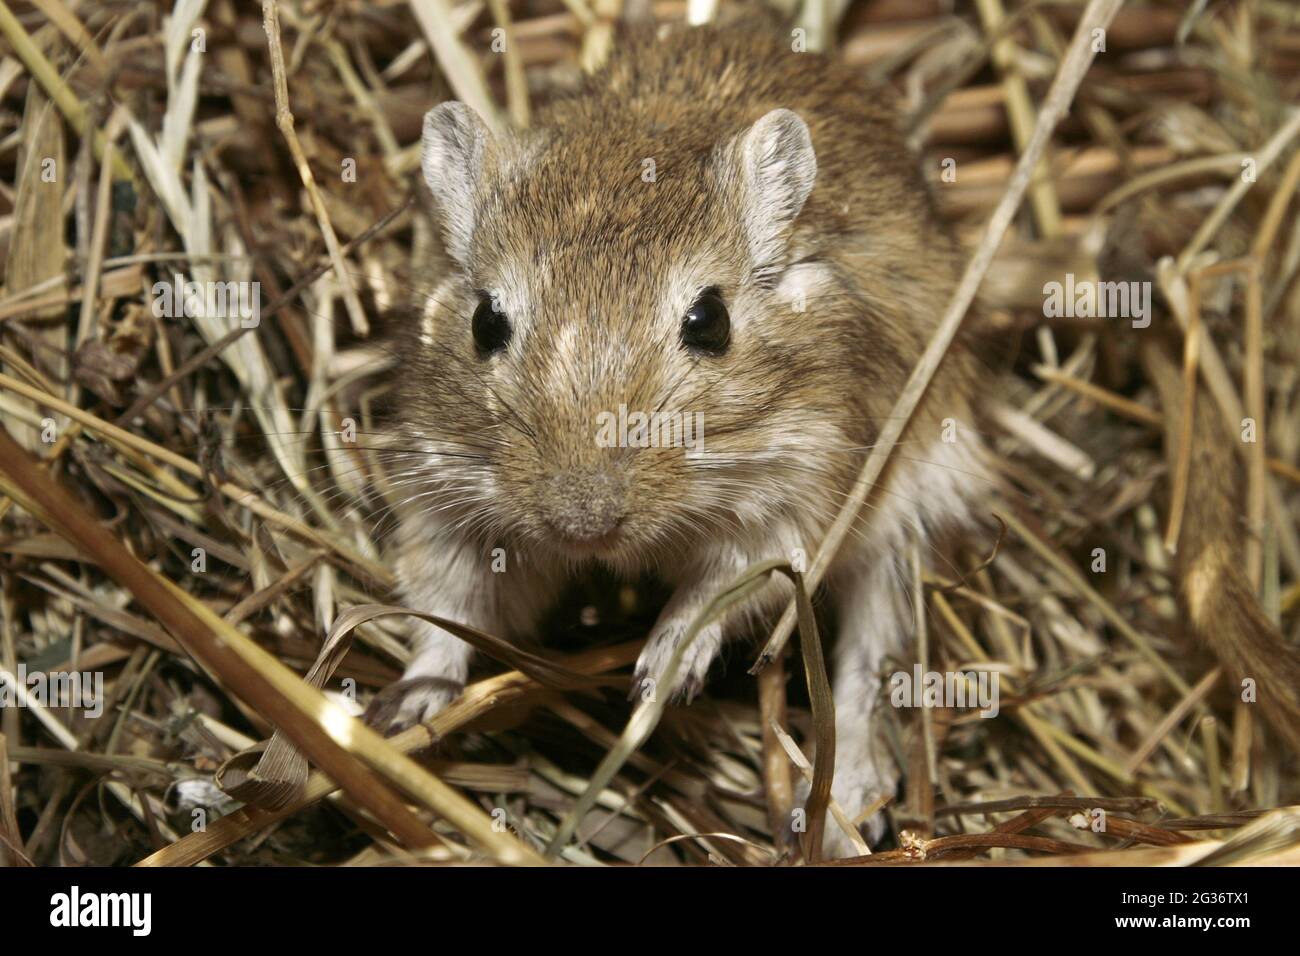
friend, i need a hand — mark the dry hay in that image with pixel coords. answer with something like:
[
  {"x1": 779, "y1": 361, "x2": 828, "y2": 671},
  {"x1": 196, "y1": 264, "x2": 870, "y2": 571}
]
[{"x1": 0, "y1": 0, "x2": 1298, "y2": 867}]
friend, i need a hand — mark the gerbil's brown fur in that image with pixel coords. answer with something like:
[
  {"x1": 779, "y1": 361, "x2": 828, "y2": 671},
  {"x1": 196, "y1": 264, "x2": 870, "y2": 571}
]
[
  {"x1": 395, "y1": 20, "x2": 979, "y2": 569},
  {"x1": 376, "y1": 17, "x2": 990, "y2": 857}
]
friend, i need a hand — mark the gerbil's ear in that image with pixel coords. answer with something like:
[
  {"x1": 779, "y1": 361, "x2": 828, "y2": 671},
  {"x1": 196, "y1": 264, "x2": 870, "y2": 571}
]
[
  {"x1": 421, "y1": 102, "x2": 494, "y2": 266},
  {"x1": 735, "y1": 109, "x2": 817, "y2": 271}
]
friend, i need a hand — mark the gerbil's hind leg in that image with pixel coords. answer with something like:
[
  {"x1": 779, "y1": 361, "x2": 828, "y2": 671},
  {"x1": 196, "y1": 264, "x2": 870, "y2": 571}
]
[{"x1": 817, "y1": 557, "x2": 912, "y2": 858}]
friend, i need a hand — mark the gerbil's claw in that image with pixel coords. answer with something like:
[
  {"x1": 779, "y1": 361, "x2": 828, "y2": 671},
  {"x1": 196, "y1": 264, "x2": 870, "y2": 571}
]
[
  {"x1": 630, "y1": 620, "x2": 723, "y2": 707},
  {"x1": 670, "y1": 669, "x2": 707, "y2": 706},
  {"x1": 626, "y1": 664, "x2": 705, "y2": 705},
  {"x1": 626, "y1": 670, "x2": 648, "y2": 703},
  {"x1": 364, "y1": 676, "x2": 463, "y2": 737}
]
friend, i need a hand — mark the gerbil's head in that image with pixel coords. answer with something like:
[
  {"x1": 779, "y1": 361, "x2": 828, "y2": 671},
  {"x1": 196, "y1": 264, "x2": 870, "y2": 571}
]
[{"x1": 399, "y1": 101, "x2": 854, "y2": 571}]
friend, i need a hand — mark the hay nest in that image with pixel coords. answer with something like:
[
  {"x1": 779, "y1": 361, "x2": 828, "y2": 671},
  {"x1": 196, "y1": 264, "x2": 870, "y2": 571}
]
[{"x1": 0, "y1": 0, "x2": 1298, "y2": 867}]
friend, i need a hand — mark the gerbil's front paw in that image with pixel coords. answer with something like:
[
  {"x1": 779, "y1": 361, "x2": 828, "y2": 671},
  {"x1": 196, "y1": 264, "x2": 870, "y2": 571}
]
[
  {"x1": 364, "y1": 676, "x2": 463, "y2": 737},
  {"x1": 630, "y1": 618, "x2": 723, "y2": 706}
]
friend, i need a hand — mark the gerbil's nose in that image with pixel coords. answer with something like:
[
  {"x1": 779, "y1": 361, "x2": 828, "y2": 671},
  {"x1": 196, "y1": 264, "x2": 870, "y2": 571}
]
[{"x1": 538, "y1": 468, "x2": 626, "y2": 542}]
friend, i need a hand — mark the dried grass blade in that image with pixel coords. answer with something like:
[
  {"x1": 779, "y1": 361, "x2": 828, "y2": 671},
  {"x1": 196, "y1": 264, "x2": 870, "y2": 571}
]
[
  {"x1": 752, "y1": 0, "x2": 1126, "y2": 672},
  {"x1": 136, "y1": 641, "x2": 641, "y2": 866},
  {"x1": 544, "y1": 559, "x2": 835, "y2": 862},
  {"x1": 0, "y1": 423, "x2": 541, "y2": 863},
  {"x1": 222, "y1": 602, "x2": 602, "y2": 808}
]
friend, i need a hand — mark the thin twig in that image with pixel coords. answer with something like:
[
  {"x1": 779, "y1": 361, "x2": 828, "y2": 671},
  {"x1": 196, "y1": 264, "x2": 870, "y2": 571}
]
[{"x1": 262, "y1": 0, "x2": 369, "y2": 337}]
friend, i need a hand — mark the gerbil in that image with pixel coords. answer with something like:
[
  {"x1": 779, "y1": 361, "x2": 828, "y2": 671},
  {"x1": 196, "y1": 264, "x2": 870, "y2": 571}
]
[{"x1": 369, "y1": 18, "x2": 989, "y2": 858}]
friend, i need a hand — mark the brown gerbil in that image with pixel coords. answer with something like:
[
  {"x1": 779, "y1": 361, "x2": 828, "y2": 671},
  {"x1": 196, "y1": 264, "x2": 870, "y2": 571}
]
[{"x1": 370, "y1": 17, "x2": 990, "y2": 857}]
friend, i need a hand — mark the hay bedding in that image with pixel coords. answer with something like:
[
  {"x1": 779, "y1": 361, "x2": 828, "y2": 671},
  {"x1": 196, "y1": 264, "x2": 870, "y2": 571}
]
[{"x1": 0, "y1": 0, "x2": 1297, "y2": 867}]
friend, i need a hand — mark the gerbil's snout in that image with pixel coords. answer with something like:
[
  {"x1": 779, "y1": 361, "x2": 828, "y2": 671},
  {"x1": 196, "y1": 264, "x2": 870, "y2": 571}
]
[{"x1": 536, "y1": 468, "x2": 626, "y2": 544}]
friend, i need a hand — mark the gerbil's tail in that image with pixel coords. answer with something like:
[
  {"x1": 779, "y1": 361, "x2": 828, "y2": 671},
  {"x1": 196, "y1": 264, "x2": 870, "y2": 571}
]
[{"x1": 1142, "y1": 341, "x2": 1300, "y2": 752}]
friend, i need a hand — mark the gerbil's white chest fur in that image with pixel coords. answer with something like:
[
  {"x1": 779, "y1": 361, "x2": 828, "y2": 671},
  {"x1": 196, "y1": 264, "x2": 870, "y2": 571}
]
[{"x1": 371, "y1": 19, "x2": 989, "y2": 858}]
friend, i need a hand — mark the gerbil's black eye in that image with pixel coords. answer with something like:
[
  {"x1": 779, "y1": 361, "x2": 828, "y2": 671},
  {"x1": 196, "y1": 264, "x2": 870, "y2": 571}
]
[
  {"x1": 471, "y1": 293, "x2": 511, "y2": 355},
  {"x1": 681, "y1": 288, "x2": 730, "y2": 355}
]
